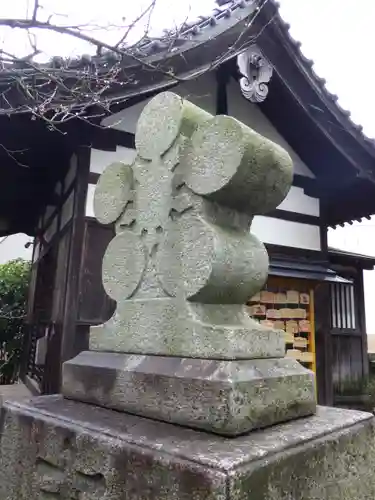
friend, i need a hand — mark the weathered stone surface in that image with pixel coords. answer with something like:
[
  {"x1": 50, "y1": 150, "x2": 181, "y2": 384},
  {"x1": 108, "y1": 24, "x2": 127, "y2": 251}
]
[
  {"x1": 63, "y1": 351, "x2": 315, "y2": 436},
  {"x1": 183, "y1": 115, "x2": 293, "y2": 215},
  {"x1": 88, "y1": 92, "x2": 292, "y2": 360},
  {"x1": 90, "y1": 300, "x2": 285, "y2": 359},
  {"x1": 1, "y1": 396, "x2": 375, "y2": 499},
  {"x1": 135, "y1": 91, "x2": 212, "y2": 160},
  {"x1": 93, "y1": 161, "x2": 134, "y2": 225},
  {"x1": 102, "y1": 230, "x2": 146, "y2": 301},
  {"x1": 157, "y1": 211, "x2": 269, "y2": 303}
]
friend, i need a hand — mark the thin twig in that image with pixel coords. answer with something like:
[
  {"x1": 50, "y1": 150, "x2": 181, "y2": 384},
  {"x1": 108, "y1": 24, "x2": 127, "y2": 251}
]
[
  {"x1": 114, "y1": 0, "x2": 157, "y2": 48},
  {"x1": 32, "y1": 0, "x2": 39, "y2": 21}
]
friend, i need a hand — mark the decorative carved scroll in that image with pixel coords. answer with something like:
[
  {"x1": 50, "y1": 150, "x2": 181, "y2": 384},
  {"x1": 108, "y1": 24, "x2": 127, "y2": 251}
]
[{"x1": 237, "y1": 45, "x2": 273, "y2": 103}]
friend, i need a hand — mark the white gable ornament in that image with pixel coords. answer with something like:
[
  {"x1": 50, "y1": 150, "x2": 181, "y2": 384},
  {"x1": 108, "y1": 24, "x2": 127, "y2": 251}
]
[{"x1": 237, "y1": 45, "x2": 273, "y2": 103}]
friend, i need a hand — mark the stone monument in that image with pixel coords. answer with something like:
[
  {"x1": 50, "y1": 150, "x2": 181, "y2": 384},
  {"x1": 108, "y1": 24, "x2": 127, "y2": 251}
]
[{"x1": 1, "y1": 92, "x2": 375, "y2": 499}]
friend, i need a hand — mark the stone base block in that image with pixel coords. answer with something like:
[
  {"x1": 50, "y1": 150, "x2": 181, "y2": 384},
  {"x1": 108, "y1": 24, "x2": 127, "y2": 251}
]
[
  {"x1": 89, "y1": 300, "x2": 285, "y2": 360},
  {"x1": 1, "y1": 396, "x2": 375, "y2": 499},
  {"x1": 62, "y1": 351, "x2": 316, "y2": 436}
]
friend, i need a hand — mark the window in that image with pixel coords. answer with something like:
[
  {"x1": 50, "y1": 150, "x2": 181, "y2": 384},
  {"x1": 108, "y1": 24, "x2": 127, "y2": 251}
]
[{"x1": 330, "y1": 283, "x2": 356, "y2": 330}]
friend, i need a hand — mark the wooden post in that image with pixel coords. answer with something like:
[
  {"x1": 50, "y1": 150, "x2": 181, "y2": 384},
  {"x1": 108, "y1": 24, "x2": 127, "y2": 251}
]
[{"x1": 60, "y1": 147, "x2": 90, "y2": 371}]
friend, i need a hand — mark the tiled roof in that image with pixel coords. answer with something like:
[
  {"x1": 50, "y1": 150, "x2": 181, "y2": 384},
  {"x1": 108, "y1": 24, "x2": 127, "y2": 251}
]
[
  {"x1": 270, "y1": 1, "x2": 375, "y2": 148},
  {"x1": 0, "y1": 0, "x2": 372, "y2": 159},
  {"x1": 0, "y1": 1, "x2": 262, "y2": 76},
  {"x1": 0, "y1": 0, "x2": 262, "y2": 113},
  {"x1": 329, "y1": 246, "x2": 375, "y2": 263}
]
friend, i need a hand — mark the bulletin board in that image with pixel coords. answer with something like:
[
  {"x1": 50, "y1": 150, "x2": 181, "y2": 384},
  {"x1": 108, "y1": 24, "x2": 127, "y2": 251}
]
[{"x1": 248, "y1": 277, "x2": 316, "y2": 374}]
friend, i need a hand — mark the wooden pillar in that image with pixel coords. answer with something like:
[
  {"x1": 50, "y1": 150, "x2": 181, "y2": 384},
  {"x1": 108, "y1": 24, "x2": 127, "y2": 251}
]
[
  {"x1": 60, "y1": 147, "x2": 90, "y2": 370},
  {"x1": 314, "y1": 282, "x2": 334, "y2": 405},
  {"x1": 357, "y1": 269, "x2": 369, "y2": 380}
]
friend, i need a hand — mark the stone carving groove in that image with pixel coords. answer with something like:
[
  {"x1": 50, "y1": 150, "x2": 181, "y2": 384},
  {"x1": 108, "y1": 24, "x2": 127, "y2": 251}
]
[
  {"x1": 63, "y1": 91, "x2": 316, "y2": 436},
  {"x1": 237, "y1": 45, "x2": 273, "y2": 103}
]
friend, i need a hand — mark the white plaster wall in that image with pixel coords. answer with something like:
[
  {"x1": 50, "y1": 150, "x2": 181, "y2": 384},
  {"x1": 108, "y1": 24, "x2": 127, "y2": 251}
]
[
  {"x1": 85, "y1": 184, "x2": 96, "y2": 217},
  {"x1": 0, "y1": 233, "x2": 33, "y2": 264},
  {"x1": 278, "y1": 185, "x2": 319, "y2": 216},
  {"x1": 226, "y1": 81, "x2": 314, "y2": 178},
  {"x1": 252, "y1": 217, "x2": 321, "y2": 251},
  {"x1": 90, "y1": 146, "x2": 137, "y2": 174},
  {"x1": 102, "y1": 73, "x2": 217, "y2": 134},
  {"x1": 89, "y1": 155, "x2": 319, "y2": 218}
]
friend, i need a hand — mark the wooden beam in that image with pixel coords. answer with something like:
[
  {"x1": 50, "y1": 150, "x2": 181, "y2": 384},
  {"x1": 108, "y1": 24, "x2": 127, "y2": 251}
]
[
  {"x1": 89, "y1": 127, "x2": 135, "y2": 151},
  {"x1": 266, "y1": 243, "x2": 326, "y2": 262},
  {"x1": 267, "y1": 209, "x2": 319, "y2": 226}
]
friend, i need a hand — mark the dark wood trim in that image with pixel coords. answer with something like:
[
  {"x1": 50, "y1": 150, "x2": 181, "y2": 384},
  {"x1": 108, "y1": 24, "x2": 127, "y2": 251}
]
[
  {"x1": 356, "y1": 270, "x2": 369, "y2": 378},
  {"x1": 40, "y1": 180, "x2": 75, "y2": 236},
  {"x1": 89, "y1": 172, "x2": 100, "y2": 185},
  {"x1": 267, "y1": 209, "x2": 319, "y2": 226},
  {"x1": 319, "y1": 201, "x2": 328, "y2": 259},
  {"x1": 85, "y1": 215, "x2": 103, "y2": 225},
  {"x1": 320, "y1": 224, "x2": 328, "y2": 255},
  {"x1": 331, "y1": 327, "x2": 362, "y2": 337},
  {"x1": 292, "y1": 174, "x2": 316, "y2": 192},
  {"x1": 89, "y1": 127, "x2": 135, "y2": 151},
  {"x1": 60, "y1": 147, "x2": 90, "y2": 368},
  {"x1": 314, "y1": 282, "x2": 333, "y2": 406},
  {"x1": 25, "y1": 258, "x2": 38, "y2": 319},
  {"x1": 266, "y1": 243, "x2": 325, "y2": 262},
  {"x1": 33, "y1": 218, "x2": 73, "y2": 265},
  {"x1": 216, "y1": 66, "x2": 229, "y2": 115}
]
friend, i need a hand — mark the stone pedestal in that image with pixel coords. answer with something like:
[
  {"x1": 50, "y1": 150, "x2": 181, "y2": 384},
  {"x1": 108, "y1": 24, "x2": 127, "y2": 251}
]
[
  {"x1": 63, "y1": 351, "x2": 315, "y2": 436},
  {"x1": 1, "y1": 396, "x2": 375, "y2": 499}
]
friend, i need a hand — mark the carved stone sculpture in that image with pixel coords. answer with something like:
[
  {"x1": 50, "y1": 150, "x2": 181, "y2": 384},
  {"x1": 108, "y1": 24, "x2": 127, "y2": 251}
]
[
  {"x1": 63, "y1": 91, "x2": 316, "y2": 435},
  {"x1": 2, "y1": 91, "x2": 375, "y2": 500}
]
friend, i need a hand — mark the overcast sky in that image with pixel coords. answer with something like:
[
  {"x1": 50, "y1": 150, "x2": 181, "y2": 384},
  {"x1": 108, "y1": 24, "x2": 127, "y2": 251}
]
[{"x1": 2, "y1": 0, "x2": 375, "y2": 331}]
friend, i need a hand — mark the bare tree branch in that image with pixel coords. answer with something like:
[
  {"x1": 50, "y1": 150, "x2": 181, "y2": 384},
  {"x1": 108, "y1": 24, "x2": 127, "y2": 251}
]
[
  {"x1": 0, "y1": 0, "x2": 269, "y2": 127},
  {"x1": 31, "y1": 0, "x2": 40, "y2": 21},
  {"x1": 114, "y1": 0, "x2": 157, "y2": 48}
]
